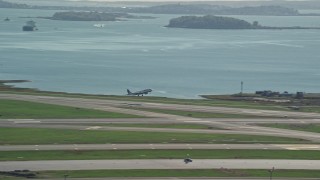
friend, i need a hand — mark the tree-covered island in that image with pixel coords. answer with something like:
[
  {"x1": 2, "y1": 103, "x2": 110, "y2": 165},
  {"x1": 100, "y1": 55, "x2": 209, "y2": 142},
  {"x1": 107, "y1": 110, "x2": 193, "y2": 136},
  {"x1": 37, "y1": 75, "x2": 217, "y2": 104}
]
[
  {"x1": 166, "y1": 15, "x2": 320, "y2": 30},
  {"x1": 46, "y1": 11, "x2": 155, "y2": 21}
]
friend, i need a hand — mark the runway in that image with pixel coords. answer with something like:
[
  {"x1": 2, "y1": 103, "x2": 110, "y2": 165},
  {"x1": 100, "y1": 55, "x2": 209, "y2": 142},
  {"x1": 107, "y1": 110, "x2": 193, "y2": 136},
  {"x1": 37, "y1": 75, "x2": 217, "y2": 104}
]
[
  {"x1": 1, "y1": 159, "x2": 320, "y2": 171},
  {"x1": 1, "y1": 93, "x2": 320, "y2": 119},
  {"x1": 2, "y1": 118, "x2": 320, "y2": 125},
  {"x1": 1, "y1": 118, "x2": 320, "y2": 142}
]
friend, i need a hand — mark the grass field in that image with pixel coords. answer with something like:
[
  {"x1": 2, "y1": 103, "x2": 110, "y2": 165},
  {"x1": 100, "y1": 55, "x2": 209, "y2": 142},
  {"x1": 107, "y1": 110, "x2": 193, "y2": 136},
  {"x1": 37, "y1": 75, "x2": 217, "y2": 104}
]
[
  {"x1": 2, "y1": 169, "x2": 319, "y2": 179},
  {"x1": 0, "y1": 127, "x2": 308, "y2": 145},
  {"x1": 301, "y1": 106, "x2": 320, "y2": 113},
  {"x1": 0, "y1": 99, "x2": 140, "y2": 119},
  {"x1": 258, "y1": 123, "x2": 320, "y2": 133},
  {"x1": 0, "y1": 95, "x2": 281, "y2": 120},
  {"x1": 130, "y1": 107, "x2": 271, "y2": 118},
  {"x1": 1, "y1": 149, "x2": 320, "y2": 161}
]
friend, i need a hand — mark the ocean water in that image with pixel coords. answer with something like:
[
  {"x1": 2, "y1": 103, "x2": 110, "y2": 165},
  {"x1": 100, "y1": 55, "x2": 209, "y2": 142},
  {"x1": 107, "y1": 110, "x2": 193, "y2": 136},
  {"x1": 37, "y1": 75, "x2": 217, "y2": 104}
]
[{"x1": 1, "y1": 8, "x2": 320, "y2": 98}]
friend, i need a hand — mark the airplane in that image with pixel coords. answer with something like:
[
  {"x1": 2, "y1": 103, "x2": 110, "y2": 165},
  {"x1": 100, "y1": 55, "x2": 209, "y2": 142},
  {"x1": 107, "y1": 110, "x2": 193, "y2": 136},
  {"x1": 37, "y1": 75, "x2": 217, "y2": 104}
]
[{"x1": 127, "y1": 89, "x2": 152, "y2": 96}]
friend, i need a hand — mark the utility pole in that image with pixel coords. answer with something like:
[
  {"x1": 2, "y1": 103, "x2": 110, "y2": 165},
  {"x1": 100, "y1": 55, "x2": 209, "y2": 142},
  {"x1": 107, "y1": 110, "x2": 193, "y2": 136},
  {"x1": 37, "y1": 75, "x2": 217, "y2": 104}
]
[
  {"x1": 268, "y1": 167, "x2": 275, "y2": 180},
  {"x1": 64, "y1": 174, "x2": 69, "y2": 180},
  {"x1": 240, "y1": 81, "x2": 243, "y2": 95}
]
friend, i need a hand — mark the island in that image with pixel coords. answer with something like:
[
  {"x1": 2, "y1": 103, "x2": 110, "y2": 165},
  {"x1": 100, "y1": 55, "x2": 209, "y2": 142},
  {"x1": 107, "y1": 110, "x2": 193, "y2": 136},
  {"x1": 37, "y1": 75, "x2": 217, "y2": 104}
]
[
  {"x1": 131, "y1": 4, "x2": 302, "y2": 16},
  {"x1": 45, "y1": 11, "x2": 155, "y2": 21},
  {"x1": 0, "y1": 0, "x2": 29, "y2": 9},
  {"x1": 166, "y1": 15, "x2": 320, "y2": 30}
]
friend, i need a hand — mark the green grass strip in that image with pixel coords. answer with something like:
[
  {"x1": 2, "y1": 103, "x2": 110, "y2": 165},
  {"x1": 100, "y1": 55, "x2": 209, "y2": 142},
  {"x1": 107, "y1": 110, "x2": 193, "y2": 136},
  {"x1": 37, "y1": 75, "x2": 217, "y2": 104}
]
[
  {"x1": 0, "y1": 127, "x2": 307, "y2": 145},
  {"x1": 301, "y1": 106, "x2": 320, "y2": 113},
  {"x1": 130, "y1": 107, "x2": 270, "y2": 118},
  {"x1": 26, "y1": 169, "x2": 320, "y2": 178},
  {"x1": 0, "y1": 99, "x2": 140, "y2": 119},
  {"x1": 1, "y1": 149, "x2": 320, "y2": 161},
  {"x1": 259, "y1": 123, "x2": 320, "y2": 133}
]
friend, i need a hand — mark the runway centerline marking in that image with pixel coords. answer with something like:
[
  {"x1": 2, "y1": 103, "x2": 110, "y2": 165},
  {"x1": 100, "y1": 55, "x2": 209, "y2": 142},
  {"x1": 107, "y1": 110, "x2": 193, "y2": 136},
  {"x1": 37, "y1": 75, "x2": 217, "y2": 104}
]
[
  {"x1": 184, "y1": 121, "x2": 210, "y2": 123},
  {"x1": 85, "y1": 126, "x2": 102, "y2": 130}
]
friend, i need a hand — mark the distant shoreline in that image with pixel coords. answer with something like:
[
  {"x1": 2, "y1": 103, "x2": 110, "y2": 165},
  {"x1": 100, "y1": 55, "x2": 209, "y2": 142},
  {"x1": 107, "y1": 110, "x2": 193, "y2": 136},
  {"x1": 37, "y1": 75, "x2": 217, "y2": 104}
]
[
  {"x1": 0, "y1": 80, "x2": 30, "y2": 83},
  {"x1": 1, "y1": 1, "x2": 320, "y2": 17},
  {"x1": 0, "y1": 80, "x2": 36, "y2": 92},
  {"x1": 1, "y1": 80, "x2": 320, "y2": 107}
]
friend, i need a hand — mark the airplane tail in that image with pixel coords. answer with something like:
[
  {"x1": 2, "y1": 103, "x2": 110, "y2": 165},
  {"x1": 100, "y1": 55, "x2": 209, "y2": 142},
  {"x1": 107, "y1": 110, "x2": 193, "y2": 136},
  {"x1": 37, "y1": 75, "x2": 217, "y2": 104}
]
[{"x1": 127, "y1": 89, "x2": 132, "y2": 95}]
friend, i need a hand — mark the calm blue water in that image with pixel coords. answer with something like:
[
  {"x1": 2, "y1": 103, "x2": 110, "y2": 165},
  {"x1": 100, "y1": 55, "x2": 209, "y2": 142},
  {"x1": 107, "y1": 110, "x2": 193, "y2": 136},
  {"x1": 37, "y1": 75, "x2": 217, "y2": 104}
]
[{"x1": 1, "y1": 8, "x2": 320, "y2": 98}]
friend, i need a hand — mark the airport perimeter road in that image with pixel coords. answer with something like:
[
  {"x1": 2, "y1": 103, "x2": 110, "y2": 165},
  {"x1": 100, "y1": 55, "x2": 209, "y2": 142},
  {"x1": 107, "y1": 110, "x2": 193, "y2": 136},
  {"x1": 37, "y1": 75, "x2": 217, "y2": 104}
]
[
  {"x1": 1, "y1": 159, "x2": 320, "y2": 171},
  {"x1": 1, "y1": 93, "x2": 320, "y2": 119},
  {"x1": 0, "y1": 144, "x2": 319, "y2": 151}
]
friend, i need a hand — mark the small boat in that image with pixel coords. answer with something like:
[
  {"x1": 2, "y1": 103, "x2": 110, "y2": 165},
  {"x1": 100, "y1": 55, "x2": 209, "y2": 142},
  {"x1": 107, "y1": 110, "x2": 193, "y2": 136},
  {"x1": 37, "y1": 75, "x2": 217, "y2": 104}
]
[
  {"x1": 4, "y1": 17, "x2": 10, "y2": 21},
  {"x1": 22, "y1": 20, "x2": 38, "y2": 31},
  {"x1": 93, "y1": 24, "x2": 105, "y2": 28}
]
